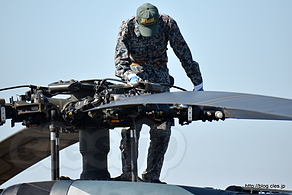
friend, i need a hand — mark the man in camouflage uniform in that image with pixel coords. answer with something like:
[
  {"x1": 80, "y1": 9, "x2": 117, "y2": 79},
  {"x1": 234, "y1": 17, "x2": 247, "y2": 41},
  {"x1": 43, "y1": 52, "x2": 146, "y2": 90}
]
[{"x1": 114, "y1": 3, "x2": 203, "y2": 183}]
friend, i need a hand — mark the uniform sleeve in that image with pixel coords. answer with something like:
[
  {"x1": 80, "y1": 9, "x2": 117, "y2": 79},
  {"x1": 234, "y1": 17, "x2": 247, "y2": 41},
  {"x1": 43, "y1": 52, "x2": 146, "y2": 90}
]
[
  {"x1": 168, "y1": 17, "x2": 203, "y2": 86},
  {"x1": 114, "y1": 21, "x2": 136, "y2": 81}
]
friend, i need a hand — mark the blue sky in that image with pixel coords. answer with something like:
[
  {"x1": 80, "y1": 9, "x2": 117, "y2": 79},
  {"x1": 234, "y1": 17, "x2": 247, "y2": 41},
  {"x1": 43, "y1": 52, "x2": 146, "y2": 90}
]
[{"x1": 1, "y1": 0, "x2": 292, "y2": 191}]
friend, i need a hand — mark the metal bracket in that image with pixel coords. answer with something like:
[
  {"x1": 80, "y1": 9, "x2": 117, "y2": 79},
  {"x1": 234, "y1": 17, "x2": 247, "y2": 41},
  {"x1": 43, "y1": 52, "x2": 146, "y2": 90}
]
[
  {"x1": 0, "y1": 99, "x2": 6, "y2": 125},
  {"x1": 0, "y1": 107, "x2": 5, "y2": 125},
  {"x1": 188, "y1": 106, "x2": 192, "y2": 122}
]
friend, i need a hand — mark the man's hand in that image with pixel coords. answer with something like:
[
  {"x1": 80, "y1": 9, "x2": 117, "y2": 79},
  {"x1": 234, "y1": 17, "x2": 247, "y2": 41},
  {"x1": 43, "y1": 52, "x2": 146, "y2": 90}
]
[
  {"x1": 193, "y1": 83, "x2": 204, "y2": 91},
  {"x1": 129, "y1": 75, "x2": 140, "y2": 85}
]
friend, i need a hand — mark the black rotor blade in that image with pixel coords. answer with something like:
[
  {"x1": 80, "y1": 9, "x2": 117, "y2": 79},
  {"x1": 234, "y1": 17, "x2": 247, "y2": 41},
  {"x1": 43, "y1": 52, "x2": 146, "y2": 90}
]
[
  {"x1": 0, "y1": 125, "x2": 79, "y2": 185},
  {"x1": 88, "y1": 91, "x2": 292, "y2": 120}
]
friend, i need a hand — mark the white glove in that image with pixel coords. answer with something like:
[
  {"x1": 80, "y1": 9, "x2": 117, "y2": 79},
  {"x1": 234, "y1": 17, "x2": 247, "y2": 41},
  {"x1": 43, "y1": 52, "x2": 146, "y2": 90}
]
[{"x1": 193, "y1": 83, "x2": 204, "y2": 91}]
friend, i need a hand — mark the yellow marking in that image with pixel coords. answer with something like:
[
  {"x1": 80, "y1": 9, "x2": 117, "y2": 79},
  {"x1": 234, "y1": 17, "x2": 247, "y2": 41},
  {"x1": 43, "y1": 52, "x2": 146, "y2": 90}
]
[
  {"x1": 38, "y1": 103, "x2": 42, "y2": 112},
  {"x1": 141, "y1": 18, "x2": 155, "y2": 24}
]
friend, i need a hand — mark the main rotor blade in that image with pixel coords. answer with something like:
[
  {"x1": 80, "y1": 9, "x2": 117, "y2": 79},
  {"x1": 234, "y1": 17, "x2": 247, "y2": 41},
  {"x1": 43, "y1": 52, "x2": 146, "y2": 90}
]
[
  {"x1": 0, "y1": 125, "x2": 79, "y2": 185},
  {"x1": 88, "y1": 91, "x2": 292, "y2": 120}
]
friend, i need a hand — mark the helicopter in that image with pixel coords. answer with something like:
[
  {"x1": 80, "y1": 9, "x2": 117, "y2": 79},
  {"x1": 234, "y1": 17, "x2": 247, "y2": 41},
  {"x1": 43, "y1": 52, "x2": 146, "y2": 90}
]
[{"x1": 0, "y1": 78, "x2": 292, "y2": 195}]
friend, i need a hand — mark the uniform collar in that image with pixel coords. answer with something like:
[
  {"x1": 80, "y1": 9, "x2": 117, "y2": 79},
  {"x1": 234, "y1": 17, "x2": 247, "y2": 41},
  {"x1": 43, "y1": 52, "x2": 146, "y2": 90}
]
[{"x1": 134, "y1": 17, "x2": 142, "y2": 37}]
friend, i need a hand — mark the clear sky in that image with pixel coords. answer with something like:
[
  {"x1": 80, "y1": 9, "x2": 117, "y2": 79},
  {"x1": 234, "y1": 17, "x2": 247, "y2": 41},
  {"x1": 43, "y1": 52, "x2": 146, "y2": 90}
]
[{"x1": 1, "y1": 0, "x2": 292, "y2": 191}]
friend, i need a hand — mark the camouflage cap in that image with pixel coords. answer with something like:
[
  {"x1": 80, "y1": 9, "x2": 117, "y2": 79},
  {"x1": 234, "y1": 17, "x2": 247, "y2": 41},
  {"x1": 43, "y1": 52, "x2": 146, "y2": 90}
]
[{"x1": 136, "y1": 3, "x2": 159, "y2": 37}]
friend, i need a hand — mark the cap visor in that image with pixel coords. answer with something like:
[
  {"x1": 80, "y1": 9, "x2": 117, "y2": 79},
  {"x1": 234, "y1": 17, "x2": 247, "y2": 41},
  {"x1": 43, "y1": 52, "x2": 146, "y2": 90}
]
[{"x1": 138, "y1": 23, "x2": 158, "y2": 37}]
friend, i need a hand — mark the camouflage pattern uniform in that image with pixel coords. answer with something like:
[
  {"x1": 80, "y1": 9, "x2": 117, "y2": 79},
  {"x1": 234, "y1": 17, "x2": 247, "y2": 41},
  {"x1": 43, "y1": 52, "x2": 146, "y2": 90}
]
[
  {"x1": 120, "y1": 122, "x2": 172, "y2": 182},
  {"x1": 115, "y1": 14, "x2": 203, "y2": 182}
]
